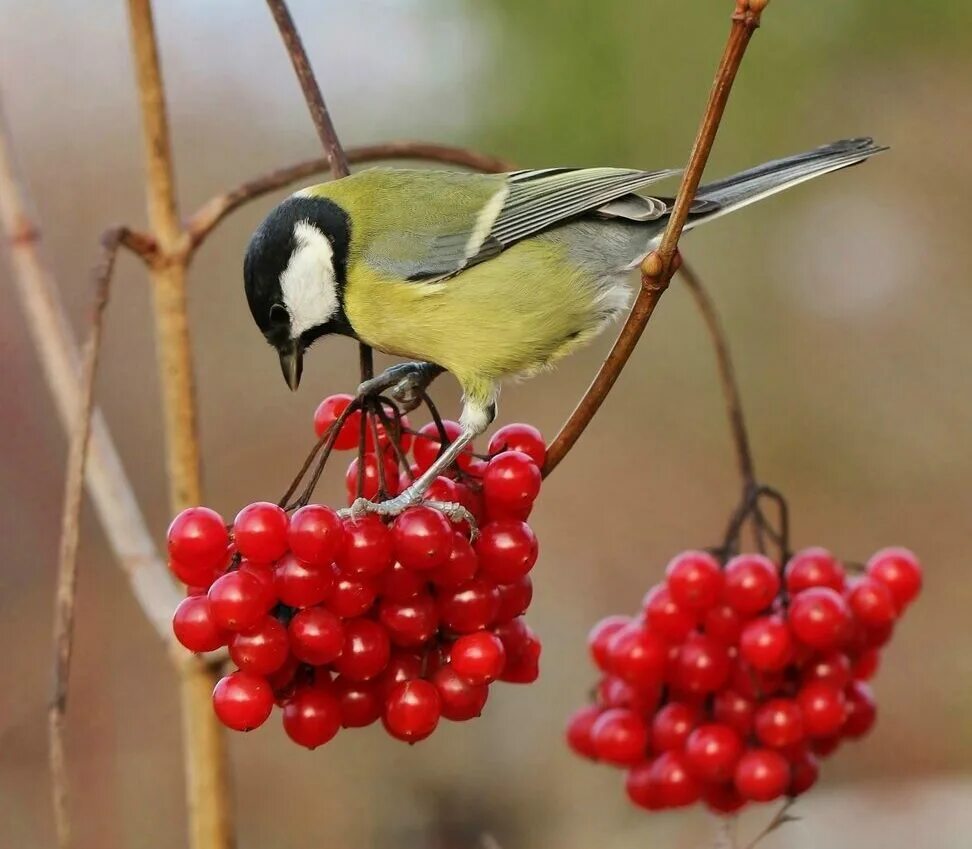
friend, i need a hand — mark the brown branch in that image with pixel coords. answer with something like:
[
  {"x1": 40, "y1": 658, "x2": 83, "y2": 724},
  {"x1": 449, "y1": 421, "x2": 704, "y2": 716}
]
[
  {"x1": 184, "y1": 142, "x2": 513, "y2": 256},
  {"x1": 125, "y1": 2, "x2": 233, "y2": 848},
  {"x1": 48, "y1": 228, "x2": 118, "y2": 849},
  {"x1": 542, "y1": 0, "x2": 769, "y2": 477},
  {"x1": 678, "y1": 259, "x2": 756, "y2": 486}
]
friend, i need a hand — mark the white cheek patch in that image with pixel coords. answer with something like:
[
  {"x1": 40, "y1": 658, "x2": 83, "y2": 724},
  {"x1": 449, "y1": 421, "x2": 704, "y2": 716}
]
[{"x1": 280, "y1": 221, "x2": 339, "y2": 338}]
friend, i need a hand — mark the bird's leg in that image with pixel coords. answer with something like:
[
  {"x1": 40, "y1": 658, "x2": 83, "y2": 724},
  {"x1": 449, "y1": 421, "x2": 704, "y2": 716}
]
[{"x1": 356, "y1": 361, "x2": 444, "y2": 413}]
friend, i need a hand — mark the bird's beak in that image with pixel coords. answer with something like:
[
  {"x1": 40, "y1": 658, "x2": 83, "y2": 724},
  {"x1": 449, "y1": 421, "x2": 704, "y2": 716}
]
[{"x1": 278, "y1": 341, "x2": 303, "y2": 391}]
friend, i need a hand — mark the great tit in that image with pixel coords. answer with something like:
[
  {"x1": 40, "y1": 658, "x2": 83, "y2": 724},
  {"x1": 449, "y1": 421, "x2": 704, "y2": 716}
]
[{"x1": 244, "y1": 137, "x2": 885, "y2": 515}]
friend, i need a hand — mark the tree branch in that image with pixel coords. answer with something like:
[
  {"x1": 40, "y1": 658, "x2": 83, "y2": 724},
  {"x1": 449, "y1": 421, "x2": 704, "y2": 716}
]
[{"x1": 543, "y1": 0, "x2": 769, "y2": 476}]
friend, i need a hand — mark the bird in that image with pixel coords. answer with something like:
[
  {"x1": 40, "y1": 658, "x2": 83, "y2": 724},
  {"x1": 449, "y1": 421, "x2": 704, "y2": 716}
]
[{"x1": 244, "y1": 137, "x2": 885, "y2": 517}]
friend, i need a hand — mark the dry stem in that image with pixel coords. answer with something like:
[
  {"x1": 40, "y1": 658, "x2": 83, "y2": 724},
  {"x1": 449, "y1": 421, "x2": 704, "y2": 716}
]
[{"x1": 543, "y1": 0, "x2": 768, "y2": 476}]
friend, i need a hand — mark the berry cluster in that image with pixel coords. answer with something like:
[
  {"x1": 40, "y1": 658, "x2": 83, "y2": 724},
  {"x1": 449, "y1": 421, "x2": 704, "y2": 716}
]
[
  {"x1": 566, "y1": 546, "x2": 922, "y2": 813},
  {"x1": 168, "y1": 399, "x2": 546, "y2": 748}
]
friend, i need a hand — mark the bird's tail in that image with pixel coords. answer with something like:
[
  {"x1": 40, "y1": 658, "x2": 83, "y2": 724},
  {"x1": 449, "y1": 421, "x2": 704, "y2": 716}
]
[{"x1": 685, "y1": 137, "x2": 888, "y2": 231}]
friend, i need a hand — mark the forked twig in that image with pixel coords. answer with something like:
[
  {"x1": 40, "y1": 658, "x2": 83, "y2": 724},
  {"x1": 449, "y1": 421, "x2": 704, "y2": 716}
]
[{"x1": 742, "y1": 799, "x2": 800, "y2": 849}]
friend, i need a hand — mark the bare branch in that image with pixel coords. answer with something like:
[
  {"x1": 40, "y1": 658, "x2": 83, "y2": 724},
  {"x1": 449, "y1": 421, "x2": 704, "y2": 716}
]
[{"x1": 543, "y1": 0, "x2": 770, "y2": 476}]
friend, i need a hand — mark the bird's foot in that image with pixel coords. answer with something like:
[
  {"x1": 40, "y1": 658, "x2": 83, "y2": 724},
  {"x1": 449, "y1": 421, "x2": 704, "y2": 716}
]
[
  {"x1": 340, "y1": 493, "x2": 478, "y2": 538},
  {"x1": 356, "y1": 362, "x2": 443, "y2": 414}
]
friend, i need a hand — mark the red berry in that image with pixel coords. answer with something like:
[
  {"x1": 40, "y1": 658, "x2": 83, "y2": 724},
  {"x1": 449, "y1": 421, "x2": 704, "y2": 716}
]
[
  {"x1": 288, "y1": 606, "x2": 344, "y2": 665},
  {"x1": 685, "y1": 724, "x2": 744, "y2": 783},
  {"x1": 494, "y1": 575, "x2": 533, "y2": 624},
  {"x1": 703, "y1": 782, "x2": 746, "y2": 815},
  {"x1": 431, "y1": 665, "x2": 489, "y2": 721},
  {"x1": 288, "y1": 504, "x2": 344, "y2": 567},
  {"x1": 172, "y1": 595, "x2": 228, "y2": 652},
  {"x1": 483, "y1": 450, "x2": 541, "y2": 515},
  {"x1": 274, "y1": 554, "x2": 335, "y2": 608},
  {"x1": 476, "y1": 520, "x2": 538, "y2": 584},
  {"x1": 754, "y1": 698, "x2": 804, "y2": 748},
  {"x1": 788, "y1": 587, "x2": 852, "y2": 650},
  {"x1": 588, "y1": 615, "x2": 632, "y2": 672},
  {"x1": 785, "y1": 547, "x2": 845, "y2": 594},
  {"x1": 430, "y1": 533, "x2": 479, "y2": 589},
  {"x1": 652, "y1": 702, "x2": 699, "y2": 751},
  {"x1": 413, "y1": 420, "x2": 473, "y2": 472},
  {"x1": 345, "y1": 452, "x2": 400, "y2": 502},
  {"x1": 327, "y1": 574, "x2": 378, "y2": 618},
  {"x1": 734, "y1": 749, "x2": 789, "y2": 801},
  {"x1": 496, "y1": 618, "x2": 542, "y2": 683},
  {"x1": 333, "y1": 676, "x2": 382, "y2": 727},
  {"x1": 704, "y1": 604, "x2": 743, "y2": 645},
  {"x1": 591, "y1": 708, "x2": 650, "y2": 766},
  {"x1": 625, "y1": 762, "x2": 664, "y2": 811},
  {"x1": 340, "y1": 515, "x2": 394, "y2": 577},
  {"x1": 788, "y1": 747, "x2": 819, "y2": 796},
  {"x1": 436, "y1": 579, "x2": 500, "y2": 633},
  {"x1": 730, "y1": 659, "x2": 784, "y2": 700},
  {"x1": 797, "y1": 681, "x2": 847, "y2": 738},
  {"x1": 488, "y1": 423, "x2": 546, "y2": 468},
  {"x1": 233, "y1": 502, "x2": 289, "y2": 563},
  {"x1": 282, "y1": 683, "x2": 341, "y2": 748},
  {"x1": 673, "y1": 634, "x2": 730, "y2": 694},
  {"x1": 382, "y1": 679, "x2": 441, "y2": 742},
  {"x1": 606, "y1": 623, "x2": 667, "y2": 688},
  {"x1": 649, "y1": 751, "x2": 701, "y2": 808},
  {"x1": 596, "y1": 676, "x2": 658, "y2": 713},
  {"x1": 333, "y1": 618, "x2": 391, "y2": 681},
  {"x1": 365, "y1": 409, "x2": 412, "y2": 454},
  {"x1": 451, "y1": 632, "x2": 507, "y2": 685},
  {"x1": 392, "y1": 507, "x2": 454, "y2": 571},
  {"x1": 665, "y1": 550, "x2": 723, "y2": 611},
  {"x1": 566, "y1": 705, "x2": 602, "y2": 759},
  {"x1": 713, "y1": 689, "x2": 756, "y2": 737},
  {"x1": 313, "y1": 394, "x2": 361, "y2": 450},
  {"x1": 811, "y1": 735, "x2": 841, "y2": 757},
  {"x1": 238, "y1": 561, "x2": 277, "y2": 609},
  {"x1": 866, "y1": 547, "x2": 922, "y2": 610},
  {"x1": 379, "y1": 561, "x2": 427, "y2": 603},
  {"x1": 422, "y1": 475, "x2": 458, "y2": 504},
  {"x1": 377, "y1": 592, "x2": 438, "y2": 647},
  {"x1": 167, "y1": 507, "x2": 228, "y2": 570},
  {"x1": 723, "y1": 554, "x2": 780, "y2": 615},
  {"x1": 207, "y1": 570, "x2": 271, "y2": 632},
  {"x1": 852, "y1": 648, "x2": 880, "y2": 681},
  {"x1": 212, "y1": 671, "x2": 273, "y2": 731},
  {"x1": 802, "y1": 651, "x2": 852, "y2": 689},
  {"x1": 376, "y1": 650, "x2": 424, "y2": 699},
  {"x1": 230, "y1": 615, "x2": 289, "y2": 675},
  {"x1": 169, "y1": 555, "x2": 223, "y2": 588},
  {"x1": 739, "y1": 615, "x2": 793, "y2": 671},
  {"x1": 642, "y1": 585, "x2": 696, "y2": 642},
  {"x1": 847, "y1": 576, "x2": 898, "y2": 628},
  {"x1": 843, "y1": 681, "x2": 877, "y2": 738}
]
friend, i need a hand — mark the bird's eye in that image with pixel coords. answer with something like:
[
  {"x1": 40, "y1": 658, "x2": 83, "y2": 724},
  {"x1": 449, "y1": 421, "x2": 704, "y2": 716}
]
[{"x1": 269, "y1": 303, "x2": 290, "y2": 327}]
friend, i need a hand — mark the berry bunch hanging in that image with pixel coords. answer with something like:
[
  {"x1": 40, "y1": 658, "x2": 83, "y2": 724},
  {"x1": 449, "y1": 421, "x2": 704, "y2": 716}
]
[
  {"x1": 168, "y1": 393, "x2": 546, "y2": 748},
  {"x1": 566, "y1": 540, "x2": 922, "y2": 813}
]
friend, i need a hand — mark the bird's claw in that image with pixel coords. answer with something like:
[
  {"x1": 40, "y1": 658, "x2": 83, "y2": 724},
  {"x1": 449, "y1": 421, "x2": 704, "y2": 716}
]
[
  {"x1": 356, "y1": 362, "x2": 442, "y2": 414},
  {"x1": 338, "y1": 495, "x2": 478, "y2": 539}
]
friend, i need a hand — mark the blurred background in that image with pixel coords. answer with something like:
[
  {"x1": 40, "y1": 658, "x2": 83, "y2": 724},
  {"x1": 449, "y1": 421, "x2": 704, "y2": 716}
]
[{"x1": 2, "y1": 1, "x2": 971, "y2": 847}]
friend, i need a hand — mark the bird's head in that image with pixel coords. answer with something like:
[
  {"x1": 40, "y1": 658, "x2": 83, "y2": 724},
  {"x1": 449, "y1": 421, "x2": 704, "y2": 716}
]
[{"x1": 243, "y1": 192, "x2": 352, "y2": 390}]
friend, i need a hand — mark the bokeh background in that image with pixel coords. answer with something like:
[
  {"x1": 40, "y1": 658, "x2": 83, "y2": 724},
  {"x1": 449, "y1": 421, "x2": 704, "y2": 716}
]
[{"x1": 2, "y1": 1, "x2": 971, "y2": 847}]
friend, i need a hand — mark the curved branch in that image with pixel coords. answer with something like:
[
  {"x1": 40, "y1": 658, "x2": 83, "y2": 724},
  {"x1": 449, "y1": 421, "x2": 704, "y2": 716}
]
[
  {"x1": 543, "y1": 0, "x2": 769, "y2": 477},
  {"x1": 183, "y1": 142, "x2": 513, "y2": 256}
]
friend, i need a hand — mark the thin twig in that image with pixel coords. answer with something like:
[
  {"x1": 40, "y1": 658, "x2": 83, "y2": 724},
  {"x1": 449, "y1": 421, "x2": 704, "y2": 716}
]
[
  {"x1": 48, "y1": 228, "x2": 119, "y2": 849},
  {"x1": 543, "y1": 0, "x2": 769, "y2": 477},
  {"x1": 742, "y1": 798, "x2": 799, "y2": 849}
]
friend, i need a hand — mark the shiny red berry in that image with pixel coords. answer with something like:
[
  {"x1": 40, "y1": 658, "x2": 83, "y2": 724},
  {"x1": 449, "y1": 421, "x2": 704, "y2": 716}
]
[
  {"x1": 392, "y1": 507, "x2": 454, "y2": 571},
  {"x1": 703, "y1": 603, "x2": 743, "y2": 645},
  {"x1": 785, "y1": 547, "x2": 845, "y2": 594},
  {"x1": 229, "y1": 615, "x2": 289, "y2": 675},
  {"x1": 327, "y1": 573, "x2": 378, "y2": 618},
  {"x1": 649, "y1": 751, "x2": 701, "y2": 808},
  {"x1": 734, "y1": 749, "x2": 789, "y2": 801},
  {"x1": 723, "y1": 554, "x2": 780, "y2": 615},
  {"x1": 788, "y1": 747, "x2": 819, "y2": 796},
  {"x1": 313, "y1": 394, "x2": 361, "y2": 450},
  {"x1": 739, "y1": 615, "x2": 793, "y2": 671},
  {"x1": 852, "y1": 648, "x2": 880, "y2": 681},
  {"x1": 494, "y1": 575, "x2": 533, "y2": 623},
  {"x1": 487, "y1": 423, "x2": 546, "y2": 468},
  {"x1": 685, "y1": 724, "x2": 744, "y2": 783},
  {"x1": 207, "y1": 570, "x2": 271, "y2": 632},
  {"x1": 754, "y1": 698, "x2": 804, "y2": 748},
  {"x1": 588, "y1": 615, "x2": 632, "y2": 671},
  {"x1": 282, "y1": 683, "x2": 341, "y2": 748},
  {"x1": 430, "y1": 533, "x2": 479, "y2": 589},
  {"x1": 847, "y1": 577, "x2": 898, "y2": 628},
  {"x1": 642, "y1": 585, "x2": 696, "y2": 642},
  {"x1": 802, "y1": 651, "x2": 852, "y2": 689},
  {"x1": 665, "y1": 550, "x2": 723, "y2": 611},
  {"x1": 376, "y1": 651, "x2": 423, "y2": 699},
  {"x1": 788, "y1": 587, "x2": 852, "y2": 650},
  {"x1": 167, "y1": 506, "x2": 228, "y2": 570},
  {"x1": 451, "y1": 632, "x2": 506, "y2": 685},
  {"x1": 287, "y1": 504, "x2": 344, "y2": 566},
  {"x1": 436, "y1": 579, "x2": 500, "y2": 633},
  {"x1": 333, "y1": 676, "x2": 382, "y2": 727},
  {"x1": 483, "y1": 450, "x2": 541, "y2": 515},
  {"x1": 413, "y1": 420, "x2": 472, "y2": 472},
  {"x1": 651, "y1": 702, "x2": 699, "y2": 751},
  {"x1": 288, "y1": 606, "x2": 344, "y2": 665},
  {"x1": 591, "y1": 708, "x2": 650, "y2": 766},
  {"x1": 431, "y1": 665, "x2": 489, "y2": 721},
  {"x1": 345, "y1": 452, "x2": 400, "y2": 502},
  {"x1": 212, "y1": 671, "x2": 273, "y2": 731},
  {"x1": 673, "y1": 634, "x2": 730, "y2": 694},
  {"x1": 233, "y1": 502, "x2": 289, "y2": 563},
  {"x1": 274, "y1": 554, "x2": 335, "y2": 608},
  {"x1": 339, "y1": 515, "x2": 394, "y2": 577},
  {"x1": 713, "y1": 689, "x2": 756, "y2": 737},
  {"x1": 565, "y1": 705, "x2": 602, "y2": 759},
  {"x1": 169, "y1": 555, "x2": 223, "y2": 588},
  {"x1": 172, "y1": 595, "x2": 228, "y2": 652},
  {"x1": 625, "y1": 762, "x2": 664, "y2": 810},
  {"x1": 382, "y1": 679, "x2": 441, "y2": 742},
  {"x1": 843, "y1": 681, "x2": 877, "y2": 738},
  {"x1": 797, "y1": 681, "x2": 847, "y2": 738},
  {"x1": 475, "y1": 520, "x2": 538, "y2": 584},
  {"x1": 702, "y1": 782, "x2": 746, "y2": 815},
  {"x1": 866, "y1": 547, "x2": 922, "y2": 610},
  {"x1": 333, "y1": 618, "x2": 391, "y2": 681},
  {"x1": 496, "y1": 618, "x2": 541, "y2": 683},
  {"x1": 377, "y1": 592, "x2": 438, "y2": 647},
  {"x1": 606, "y1": 623, "x2": 667, "y2": 688}
]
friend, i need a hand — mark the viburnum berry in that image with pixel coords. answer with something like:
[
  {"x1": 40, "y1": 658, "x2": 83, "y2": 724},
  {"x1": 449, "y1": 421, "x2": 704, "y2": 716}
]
[
  {"x1": 495, "y1": 617, "x2": 542, "y2": 683},
  {"x1": 703, "y1": 603, "x2": 743, "y2": 645},
  {"x1": 566, "y1": 705, "x2": 602, "y2": 759},
  {"x1": 625, "y1": 762, "x2": 663, "y2": 811},
  {"x1": 641, "y1": 585, "x2": 696, "y2": 642},
  {"x1": 797, "y1": 681, "x2": 847, "y2": 738},
  {"x1": 866, "y1": 547, "x2": 922, "y2": 610},
  {"x1": 333, "y1": 676, "x2": 383, "y2": 728},
  {"x1": 392, "y1": 507, "x2": 454, "y2": 571},
  {"x1": 436, "y1": 579, "x2": 500, "y2": 633},
  {"x1": 788, "y1": 587, "x2": 852, "y2": 651},
  {"x1": 313, "y1": 394, "x2": 361, "y2": 450},
  {"x1": 606, "y1": 623, "x2": 667, "y2": 688},
  {"x1": 712, "y1": 689, "x2": 756, "y2": 737},
  {"x1": 377, "y1": 651, "x2": 424, "y2": 699},
  {"x1": 649, "y1": 751, "x2": 702, "y2": 808},
  {"x1": 785, "y1": 547, "x2": 845, "y2": 594},
  {"x1": 739, "y1": 615, "x2": 793, "y2": 672},
  {"x1": 734, "y1": 748, "x2": 789, "y2": 802},
  {"x1": 754, "y1": 698, "x2": 804, "y2": 748},
  {"x1": 333, "y1": 618, "x2": 391, "y2": 681},
  {"x1": 451, "y1": 632, "x2": 506, "y2": 685},
  {"x1": 488, "y1": 423, "x2": 546, "y2": 468},
  {"x1": 672, "y1": 634, "x2": 731, "y2": 694},
  {"x1": 723, "y1": 554, "x2": 780, "y2": 615},
  {"x1": 288, "y1": 607, "x2": 345, "y2": 665},
  {"x1": 788, "y1": 747, "x2": 820, "y2": 796},
  {"x1": 282, "y1": 683, "x2": 342, "y2": 749},
  {"x1": 172, "y1": 595, "x2": 227, "y2": 652},
  {"x1": 843, "y1": 681, "x2": 877, "y2": 738},
  {"x1": 430, "y1": 533, "x2": 479, "y2": 589},
  {"x1": 287, "y1": 504, "x2": 344, "y2": 567},
  {"x1": 847, "y1": 576, "x2": 898, "y2": 628},
  {"x1": 588, "y1": 615, "x2": 632, "y2": 671},
  {"x1": 233, "y1": 502, "x2": 289, "y2": 563},
  {"x1": 208, "y1": 570, "x2": 271, "y2": 632},
  {"x1": 382, "y1": 679, "x2": 441, "y2": 742},
  {"x1": 346, "y1": 452, "x2": 401, "y2": 502},
  {"x1": 167, "y1": 506, "x2": 228, "y2": 570},
  {"x1": 802, "y1": 650, "x2": 852, "y2": 689},
  {"x1": 665, "y1": 550, "x2": 723, "y2": 612},
  {"x1": 274, "y1": 553, "x2": 335, "y2": 608},
  {"x1": 702, "y1": 781, "x2": 746, "y2": 815},
  {"x1": 483, "y1": 450, "x2": 541, "y2": 516},
  {"x1": 327, "y1": 573, "x2": 378, "y2": 618},
  {"x1": 169, "y1": 554, "x2": 224, "y2": 588},
  {"x1": 852, "y1": 648, "x2": 880, "y2": 681},
  {"x1": 684, "y1": 723, "x2": 744, "y2": 783},
  {"x1": 230, "y1": 615, "x2": 289, "y2": 675},
  {"x1": 212, "y1": 671, "x2": 274, "y2": 731},
  {"x1": 431, "y1": 665, "x2": 490, "y2": 721},
  {"x1": 340, "y1": 515, "x2": 394, "y2": 577},
  {"x1": 476, "y1": 520, "x2": 538, "y2": 584},
  {"x1": 651, "y1": 702, "x2": 699, "y2": 752},
  {"x1": 379, "y1": 562, "x2": 427, "y2": 603},
  {"x1": 590, "y1": 708, "x2": 650, "y2": 766},
  {"x1": 495, "y1": 575, "x2": 533, "y2": 623},
  {"x1": 377, "y1": 592, "x2": 438, "y2": 647},
  {"x1": 413, "y1": 420, "x2": 473, "y2": 472}
]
